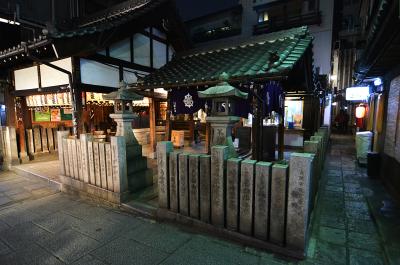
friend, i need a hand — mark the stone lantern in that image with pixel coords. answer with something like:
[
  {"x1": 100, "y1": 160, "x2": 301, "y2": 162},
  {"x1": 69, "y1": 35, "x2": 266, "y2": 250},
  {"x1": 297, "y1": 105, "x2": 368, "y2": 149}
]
[
  {"x1": 198, "y1": 73, "x2": 248, "y2": 158},
  {"x1": 104, "y1": 82, "x2": 143, "y2": 145},
  {"x1": 104, "y1": 82, "x2": 152, "y2": 191}
]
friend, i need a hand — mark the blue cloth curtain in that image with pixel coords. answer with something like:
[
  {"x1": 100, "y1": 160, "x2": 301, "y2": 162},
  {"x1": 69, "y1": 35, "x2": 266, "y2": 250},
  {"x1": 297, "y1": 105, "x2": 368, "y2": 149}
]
[
  {"x1": 169, "y1": 81, "x2": 284, "y2": 117},
  {"x1": 170, "y1": 88, "x2": 208, "y2": 115},
  {"x1": 263, "y1": 81, "x2": 284, "y2": 115}
]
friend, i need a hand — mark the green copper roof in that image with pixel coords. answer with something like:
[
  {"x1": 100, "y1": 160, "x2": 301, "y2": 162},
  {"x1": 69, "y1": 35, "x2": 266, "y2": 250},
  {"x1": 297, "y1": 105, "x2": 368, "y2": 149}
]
[
  {"x1": 138, "y1": 26, "x2": 313, "y2": 88},
  {"x1": 103, "y1": 82, "x2": 143, "y2": 100},
  {"x1": 198, "y1": 73, "x2": 248, "y2": 99}
]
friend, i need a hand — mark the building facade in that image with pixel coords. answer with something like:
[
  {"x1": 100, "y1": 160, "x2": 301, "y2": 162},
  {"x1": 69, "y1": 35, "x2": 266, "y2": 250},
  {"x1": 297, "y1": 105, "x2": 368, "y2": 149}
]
[
  {"x1": 354, "y1": 0, "x2": 400, "y2": 197},
  {"x1": 186, "y1": 0, "x2": 335, "y2": 77}
]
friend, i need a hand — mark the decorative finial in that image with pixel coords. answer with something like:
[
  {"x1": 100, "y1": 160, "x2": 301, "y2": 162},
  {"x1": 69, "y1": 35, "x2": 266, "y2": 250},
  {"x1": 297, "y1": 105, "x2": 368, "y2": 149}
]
[
  {"x1": 219, "y1": 72, "x2": 230, "y2": 82},
  {"x1": 119, "y1": 81, "x2": 128, "y2": 90}
]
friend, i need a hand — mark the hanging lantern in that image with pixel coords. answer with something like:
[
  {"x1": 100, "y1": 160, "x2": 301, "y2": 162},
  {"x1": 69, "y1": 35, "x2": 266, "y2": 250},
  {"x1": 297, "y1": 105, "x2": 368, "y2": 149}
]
[{"x1": 355, "y1": 105, "x2": 366, "y2": 119}]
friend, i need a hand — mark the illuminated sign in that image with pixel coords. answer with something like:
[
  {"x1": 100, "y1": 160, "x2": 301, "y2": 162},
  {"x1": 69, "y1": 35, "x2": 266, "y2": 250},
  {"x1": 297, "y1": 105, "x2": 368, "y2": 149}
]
[{"x1": 345, "y1": 86, "x2": 370, "y2": 101}]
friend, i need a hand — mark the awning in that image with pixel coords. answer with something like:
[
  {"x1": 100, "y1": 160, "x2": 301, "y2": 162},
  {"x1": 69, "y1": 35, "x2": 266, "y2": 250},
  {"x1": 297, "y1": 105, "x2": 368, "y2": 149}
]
[{"x1": 135, "y1": 26, "x2": 313, "y2": 89}]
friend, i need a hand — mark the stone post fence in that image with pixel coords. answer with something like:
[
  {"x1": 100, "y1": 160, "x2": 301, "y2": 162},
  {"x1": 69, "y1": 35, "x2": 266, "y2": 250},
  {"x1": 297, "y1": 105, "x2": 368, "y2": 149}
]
[
  {"x1": 57, "y1": 131, "x2": 129, "y2": 204},
  {"x1": 0, "y1": 126, "x2": 19, "y2": 170},
  {"x1": 156, "y1": 126, "x2": 329, "y2": 259}
]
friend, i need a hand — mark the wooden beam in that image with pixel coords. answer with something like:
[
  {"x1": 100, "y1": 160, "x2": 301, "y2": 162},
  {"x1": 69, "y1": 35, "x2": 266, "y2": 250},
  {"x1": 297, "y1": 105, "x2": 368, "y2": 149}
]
[
  {"x1": 85, "y1": 53, "x2": 154, "y2": 73},
  {"x1": 165, "y1": 93, "x2": 171, "y2": 141},
  {"x1": 149, "y1": 97, "x2": 157, "y2": 154}
]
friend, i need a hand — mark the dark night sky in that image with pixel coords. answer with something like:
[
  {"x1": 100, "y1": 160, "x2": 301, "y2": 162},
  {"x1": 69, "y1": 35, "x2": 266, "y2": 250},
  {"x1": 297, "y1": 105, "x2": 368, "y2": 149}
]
[{"x1": 175, "y1": 0, "x2": 238, "y2": 21}]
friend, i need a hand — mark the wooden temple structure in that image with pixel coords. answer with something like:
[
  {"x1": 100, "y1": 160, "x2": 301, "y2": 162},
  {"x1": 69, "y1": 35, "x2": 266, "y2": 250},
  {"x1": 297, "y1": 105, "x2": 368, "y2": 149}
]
[
  {"x1": 132, "y1": 26, "x2": 322, "y2": 160},
  {"x1": 0, "y1": 0, "x2": 189, "y2": 162}
]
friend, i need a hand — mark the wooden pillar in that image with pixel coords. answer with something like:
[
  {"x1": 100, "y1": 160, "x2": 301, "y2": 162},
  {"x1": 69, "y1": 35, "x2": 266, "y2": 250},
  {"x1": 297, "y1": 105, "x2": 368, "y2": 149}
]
[
  {"x1": 16, "y1": 97, "x2": 31, "y2": 162},
  {"x1": 189, "y1": 117, "x2": 194, "y2": 145},
  {"x1": 205, "y1": 122, "x2": 211, "y2": 154},
  {"x1": 278, "y1": 94, "x2": 285, "y2": 160},
  {"x1": 165, "y1": 94, "x2": 171, "y2": 141},
  {"x1": 252, "y1": 84, "x2": 260, "y2": 160},
  {"x1": 71, "y1": 57, "x2": 83, "y2": 136},
  {"x1": 4, "y1": 81, "x2": 16, "y2": 127},
  {"x1": 149, "y1": 98, "x2": 157, "y2": 154}
]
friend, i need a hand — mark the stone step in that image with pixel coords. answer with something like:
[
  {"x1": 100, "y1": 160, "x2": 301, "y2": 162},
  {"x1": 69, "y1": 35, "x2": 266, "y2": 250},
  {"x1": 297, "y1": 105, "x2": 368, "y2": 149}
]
[{"x1": 128, "y1": 168, "x2": 154, "y2": 192}]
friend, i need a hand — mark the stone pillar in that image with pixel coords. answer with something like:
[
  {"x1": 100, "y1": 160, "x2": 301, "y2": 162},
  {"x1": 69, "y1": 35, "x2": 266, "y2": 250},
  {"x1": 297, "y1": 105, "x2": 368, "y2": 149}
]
[
  {"x1": 67, "y1": 139, "x2": 75, "y2": 178},
  {"x1": 304, "y1": 140, "x2": 320, "y2": 207},
  {"x1": 99, "y1": 142, "x2": 107, "y2": 189},
  {"x1": 105, "y1": 143, "x2": 113, "y2": 191},
  {"x1": 226, "y1": 158, "x2": 241, "y2": 231},
  {"x1": 169, "y1": 151, "x2": 181, "y2": 212},
  {"x1": 287, "y1": 153, "x2": 314, "y2": 252},
  {"x1": 87, "y1": 141, "x2": 95, "y2": 185},
  {"x1": 110, "y1": 113, "x2": 150, "y2": 191},
  {"x1": 189, "y1": 154, "x2": 200, "y2": 219},
  {"x1": 310, "y1": 136, "x2": 323, "y2": 172},
  {"x1": 93, "y1": 141, "x2": 101, "y2": 187},
  {"x1": 207, "y1": 116, "x2": 240, "y2": 158},
  {"x1": 254, "y1": 161, "x2": 272, "y2": 240},
  {"x1": 111, "y1": 136, "x2": 128, "y2": 194},
  {"x1": 18, "y1": 128, "x2": 29, "y2": 163},
  {"x1": 80, "y1": 134, "x2": 93, "y2": 183},
  {"x1": 178, "y1": 153, "x2": 189, "y2": 216},
  {"x1": 71, "y1": 139, "x2": 79, "y2": 179},
  {"x1": 26, "y1": 129, "x2": 35, "y2": 158},
  {"x1": 157, "y1": 141, "x2": 173, "y2": 209},
  {"x1": 62, "y1": 138, "x2": 70, "y2": 177},
  {"x1": 41, "y1": 127, "x2": 49, "y2": 153},
  {"x1": 33, "y1": 127, "x2": 42, "y2": 153},
  {"x1": 239, "y1": 159, "x2": 256, "y2": 236},
  {"x1": 47, "y1": 128, "x2": 54, "y2": 151},
  {"x1": 270, "y1": 164, "x2": 288, "y2": 245},
  {"x1": 199, "y1": 155, "x2": 211, "y2": 223},
  {"x1": 211, "y1": 146, "x2": 228, "y2": 227},
  {"x1": 2, "y1": 127, "x2": 19, "y2": 168}
]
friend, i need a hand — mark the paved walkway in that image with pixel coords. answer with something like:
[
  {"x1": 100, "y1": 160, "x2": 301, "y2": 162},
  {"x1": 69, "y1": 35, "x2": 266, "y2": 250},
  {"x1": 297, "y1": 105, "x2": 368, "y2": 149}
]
[{"x1": 0, "y1": 134, "x2": 398, "y2": 264}]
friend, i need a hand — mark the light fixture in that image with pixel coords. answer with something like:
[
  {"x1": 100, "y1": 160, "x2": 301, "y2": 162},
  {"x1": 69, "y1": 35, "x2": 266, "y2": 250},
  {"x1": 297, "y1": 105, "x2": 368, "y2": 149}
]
[
  {"x1": 332, "y1": 102, "x2": 337, "y2": 106},
  {"x1": 355, "y1": 105, "x2": 366, "y2": 119},
  {"x1": 374, "y1": 78, "x2": 382, "y2": 86},
  {"x1": 0, "y1": 18, "x2": 20, "y2": 25},
  {"x1": 329, "y1": 75, "x2": 337, "y2": 81}
]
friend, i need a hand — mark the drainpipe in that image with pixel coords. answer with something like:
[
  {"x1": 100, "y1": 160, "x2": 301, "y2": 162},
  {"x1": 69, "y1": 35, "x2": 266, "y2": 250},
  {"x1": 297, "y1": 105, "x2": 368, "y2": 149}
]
[{"x1": 21, "y1": 42, "x2": 78, "y2": 137}]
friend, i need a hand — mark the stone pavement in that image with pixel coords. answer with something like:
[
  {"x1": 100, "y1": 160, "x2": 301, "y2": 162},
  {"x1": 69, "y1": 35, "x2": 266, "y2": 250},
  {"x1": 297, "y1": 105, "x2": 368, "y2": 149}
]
[{"x1": 0, "y1": 134, "x2": 398, "y2": 265}]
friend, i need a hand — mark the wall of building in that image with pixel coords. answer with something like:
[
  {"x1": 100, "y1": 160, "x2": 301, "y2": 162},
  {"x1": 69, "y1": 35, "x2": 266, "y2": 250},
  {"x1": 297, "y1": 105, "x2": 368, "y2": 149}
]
[
  {"x1": 240, "y1": 0, "x2": 334, "y2": 75},
  {"x1": 382, "y1": 75, "x2": 400, "y2": 196}
]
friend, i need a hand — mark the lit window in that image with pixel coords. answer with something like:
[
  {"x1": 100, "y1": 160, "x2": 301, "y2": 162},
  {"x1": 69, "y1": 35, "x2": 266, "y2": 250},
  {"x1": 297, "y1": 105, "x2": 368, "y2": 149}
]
[{"x1": 258, "y1": 11, "x2": 269, "y2": 23}]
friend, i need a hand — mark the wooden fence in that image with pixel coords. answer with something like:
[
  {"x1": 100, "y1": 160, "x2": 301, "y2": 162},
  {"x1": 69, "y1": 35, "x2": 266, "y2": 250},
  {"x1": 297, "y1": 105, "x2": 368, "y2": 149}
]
[
  {"x1": 57, "y1": 131, "x2": 129, "y2": 204},
  {"x1": 156, "y1": 126, "x2": 329, "y2": 258}
]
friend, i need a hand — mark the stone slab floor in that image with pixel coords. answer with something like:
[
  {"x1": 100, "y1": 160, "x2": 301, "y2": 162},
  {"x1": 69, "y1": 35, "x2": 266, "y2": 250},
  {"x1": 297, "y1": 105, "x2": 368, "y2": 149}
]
[{"x1": 0, "y1": 134, "x2": 398, "y2": 265}]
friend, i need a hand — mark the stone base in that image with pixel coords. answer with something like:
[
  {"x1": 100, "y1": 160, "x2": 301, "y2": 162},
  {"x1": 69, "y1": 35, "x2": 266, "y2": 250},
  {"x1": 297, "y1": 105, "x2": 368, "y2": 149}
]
[
  {"x1": 59, "y1": 175, "x2": 131, "y2": 205},
  {"x1": 126, "y1": 143, "x2": 153, "y2": 192},
  {"x1": 156, "y1": 208, "x2": 305, "y2": 260}
]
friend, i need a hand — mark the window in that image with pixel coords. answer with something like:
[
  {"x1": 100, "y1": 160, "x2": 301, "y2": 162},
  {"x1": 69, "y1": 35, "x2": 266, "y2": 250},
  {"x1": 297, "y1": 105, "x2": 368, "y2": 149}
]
[
  {"x1": 258, "y1": 11, "x2": 269, "y2": 23},
  {"x1": 133, "y1": 34, "x2": 151, "y2": 67},
  {"x1": 109, "y1": 38, "x2": 131, "y2": 62},
  {"x1": 153, "y1": 40, "x2": 167, "y2": 69},
  {"x1": 308, "y1": 0, "x2": 316, "y2": 11}
]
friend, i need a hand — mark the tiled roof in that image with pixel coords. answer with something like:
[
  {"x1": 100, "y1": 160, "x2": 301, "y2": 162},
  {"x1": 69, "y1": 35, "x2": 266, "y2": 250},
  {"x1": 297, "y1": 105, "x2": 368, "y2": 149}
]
[
  {"x1": 51, "y1": 0, "x2": 166, "y2": 38},
  {"x1": 138, "y1": 26, "x2": 313, "y2": 88},
  {"x1": 366, "y1": 0, "x2": 389, "y2": 44}
]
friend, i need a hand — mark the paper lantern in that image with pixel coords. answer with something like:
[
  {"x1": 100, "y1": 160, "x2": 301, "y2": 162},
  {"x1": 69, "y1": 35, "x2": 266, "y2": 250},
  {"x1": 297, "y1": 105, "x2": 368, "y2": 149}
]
[{"x1": 355, "y1": 105, "x2": 366, "y2": 119}]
